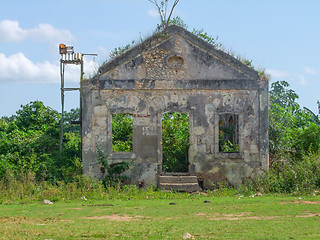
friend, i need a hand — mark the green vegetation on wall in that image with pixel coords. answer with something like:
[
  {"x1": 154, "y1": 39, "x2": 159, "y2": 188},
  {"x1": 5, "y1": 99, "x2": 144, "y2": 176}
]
[{"x1": 107, "y1": 16, "x2": 222, "y2": 62}]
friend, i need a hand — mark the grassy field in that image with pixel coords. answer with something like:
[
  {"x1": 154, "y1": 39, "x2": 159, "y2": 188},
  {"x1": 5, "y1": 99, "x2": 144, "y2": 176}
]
[{"x1": 1, "y1": 194, "x2": 320, "y2": 239}]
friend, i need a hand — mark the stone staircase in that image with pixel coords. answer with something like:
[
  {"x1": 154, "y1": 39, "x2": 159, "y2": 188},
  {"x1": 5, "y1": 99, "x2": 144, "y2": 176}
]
[{"x1": 158, "y1": 174, "x2": 202, "y2": 192}]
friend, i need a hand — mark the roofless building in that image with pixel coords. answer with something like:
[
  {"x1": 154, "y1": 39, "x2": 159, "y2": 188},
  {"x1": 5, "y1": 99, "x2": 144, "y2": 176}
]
[{"x1": 81, "y1": 25, "x2": 269, "y2": 190}]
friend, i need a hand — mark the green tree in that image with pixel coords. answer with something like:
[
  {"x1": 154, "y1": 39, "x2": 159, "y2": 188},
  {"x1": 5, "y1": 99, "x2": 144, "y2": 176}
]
[
  {"x1": 64, "y1": 108, "x2": 81, "y2": 134},
  {"x1": 269, "y1": 81, "x2": 320, "y2": 164},
  {"x1": 0, "y1": 101, "x2": 81, "y2": 182},
  {"x1": 15, "y1": 101, "x2": 60, "y2": 131}
]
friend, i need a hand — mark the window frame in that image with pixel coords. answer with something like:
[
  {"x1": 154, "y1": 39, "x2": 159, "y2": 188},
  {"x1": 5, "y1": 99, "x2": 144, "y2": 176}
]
[
  {"x1": 111, "y1": 113, "x2": 133, "y2": 153},
  {"x1": 215, "y1": 112, "x2": 242, "y2": 159}
]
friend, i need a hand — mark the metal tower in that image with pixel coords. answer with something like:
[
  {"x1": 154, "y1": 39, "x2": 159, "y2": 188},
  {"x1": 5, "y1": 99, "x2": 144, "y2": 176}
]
[{"x1": 59, "y1": 44, "x2": 97, "y2": 153}]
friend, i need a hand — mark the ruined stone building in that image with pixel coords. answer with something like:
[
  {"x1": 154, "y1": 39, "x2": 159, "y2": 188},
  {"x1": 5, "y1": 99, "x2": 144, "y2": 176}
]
[{"x1": 81, "y1": 25, "x2": 269, "y2": 190}]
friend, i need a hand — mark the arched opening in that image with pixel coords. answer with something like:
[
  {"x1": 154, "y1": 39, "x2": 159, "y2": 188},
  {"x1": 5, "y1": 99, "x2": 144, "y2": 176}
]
[{"x1": 161, "y1": 112, "x2": 190, "y2": 173}]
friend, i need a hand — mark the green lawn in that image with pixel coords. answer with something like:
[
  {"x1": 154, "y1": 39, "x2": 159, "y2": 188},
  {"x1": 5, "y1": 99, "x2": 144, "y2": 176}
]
[{"x1": 1, "y1": 195, "x2": 320, "y2": 239}]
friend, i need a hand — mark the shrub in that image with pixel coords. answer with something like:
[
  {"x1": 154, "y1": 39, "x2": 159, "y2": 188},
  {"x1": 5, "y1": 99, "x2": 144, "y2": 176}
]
[
  {"x1": 0, "y1": 102, "x2": 81, "y2": 183},
  {"x1": 253, "y1": 154, "x2": 320, "y2": 194}
]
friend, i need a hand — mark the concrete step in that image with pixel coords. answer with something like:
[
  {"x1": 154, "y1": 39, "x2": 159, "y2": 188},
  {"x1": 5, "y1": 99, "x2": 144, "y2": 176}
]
[
  {"x1": 158, "y1": 175, "x2": 199, "y2": 184},
  {"x1": 158, "y1": 175, "x2": 202, "y2": 192},
  {"x1": 161, "y1": 172, "x2": 190, "y2": 176},
  {"x1": 158, "y1": 183, "x2": 201, "y2": 192}
]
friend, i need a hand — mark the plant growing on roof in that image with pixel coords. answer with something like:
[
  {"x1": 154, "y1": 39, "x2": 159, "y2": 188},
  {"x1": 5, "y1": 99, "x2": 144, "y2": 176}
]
[{"x1": 148, "y1": 0, "x2": 180, "y2": 30}]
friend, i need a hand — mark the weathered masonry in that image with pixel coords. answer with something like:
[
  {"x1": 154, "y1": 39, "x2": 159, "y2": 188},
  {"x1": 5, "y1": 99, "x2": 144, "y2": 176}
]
[{"x1": 81, "y1": 25, "x2": 269, "y2": 189}]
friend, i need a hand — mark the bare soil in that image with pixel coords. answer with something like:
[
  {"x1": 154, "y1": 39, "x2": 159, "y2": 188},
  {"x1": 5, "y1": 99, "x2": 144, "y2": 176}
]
[{"x1": 83, "y1": 214, "x2": 144, "y2": 221}]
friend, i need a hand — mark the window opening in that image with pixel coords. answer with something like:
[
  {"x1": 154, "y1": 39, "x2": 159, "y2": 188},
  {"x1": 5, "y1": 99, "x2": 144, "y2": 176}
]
[
  {"x1": 162, "y1": 112, "x2": 189, "y2": 172},
  {"x1": 112, "y1": 114, "x2": 133, "y2": 152},
  {"x1": 219, "y1": 114, "x2": 239, "y2": 153}
]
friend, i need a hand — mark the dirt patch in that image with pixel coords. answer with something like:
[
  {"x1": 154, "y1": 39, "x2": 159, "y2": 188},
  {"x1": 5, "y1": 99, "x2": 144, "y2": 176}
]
[
  {"x1": 83, "y1": 214, "x2": 143, "y2": 221},
  {"x1": 209, "y1": 216, "x2": 277, "y2": 221},
  {"x1": 0, "y1": 216, "x2": 72, "y2": 224},
  {"x1": 297, "y1": 201, "x2": 320, "y2": 204},
  {"x1": 85, "y1": 204, "x2": 114, "y2": 207},
  {"x1": 195, "y1": 213, "x2": 206, "y2": 216},
  {"x1": 295, "y1": 213, "x2": 320, "y2": 218},
  {"x1": 220, "y1": 212, "x2": 253, "y2": 217},
  {"x1": 196, "y1": 212, "x2": 252, "y2": 217},
  {"x1": 195, "y1": 212, "x2": 277, "y2": 221},
  {"x1": 280, "y1": 201, "x2": 320, "y2": 205},
  {"x1": 60, "y1": 219, "x2": 74, "y2": 222}
]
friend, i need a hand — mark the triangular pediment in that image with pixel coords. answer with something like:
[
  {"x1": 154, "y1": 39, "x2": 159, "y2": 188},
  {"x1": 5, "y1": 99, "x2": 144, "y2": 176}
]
[{"x1": 95, "y1": 25, "x2": 259, "y2": 82}]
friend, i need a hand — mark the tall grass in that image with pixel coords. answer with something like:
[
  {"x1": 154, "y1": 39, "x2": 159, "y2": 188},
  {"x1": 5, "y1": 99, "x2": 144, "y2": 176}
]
[
  {"x1": 0, "y1": 172, "x2": 197, "y2": 204},
  {"x1": 1, "y1": 154, "x2": 320, "y2": 204},
  {"x1": 243, "y1": 154, "x2": 320, "y2": 194}
]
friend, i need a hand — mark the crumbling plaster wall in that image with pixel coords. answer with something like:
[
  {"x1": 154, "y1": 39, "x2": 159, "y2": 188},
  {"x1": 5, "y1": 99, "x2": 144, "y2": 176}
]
[{"x1": 81, "y1": 29, "x2": 268, "y2": 188}]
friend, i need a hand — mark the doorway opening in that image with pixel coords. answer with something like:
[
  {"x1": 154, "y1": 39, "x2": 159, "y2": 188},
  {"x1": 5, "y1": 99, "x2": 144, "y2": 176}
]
[{"x1": 162, "y1": 112, "x2": 190, "y2": 173}]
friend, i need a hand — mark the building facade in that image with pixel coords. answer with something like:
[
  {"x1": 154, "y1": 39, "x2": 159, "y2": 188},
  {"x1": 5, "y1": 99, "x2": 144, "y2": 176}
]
[{"x1": 81, "y1": 25, "x2": 269, "y2": 188}]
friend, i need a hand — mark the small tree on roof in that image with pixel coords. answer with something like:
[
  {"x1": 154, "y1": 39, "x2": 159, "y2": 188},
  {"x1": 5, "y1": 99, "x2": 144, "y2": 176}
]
[{"x1": 148, "y1": 0, "x2": 180, "y2": 30}]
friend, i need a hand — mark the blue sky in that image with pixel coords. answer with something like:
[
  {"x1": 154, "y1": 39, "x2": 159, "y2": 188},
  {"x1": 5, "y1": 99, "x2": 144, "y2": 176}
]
[{"x1": 1, "y1": 0, "x2": 319, "y2": 117}]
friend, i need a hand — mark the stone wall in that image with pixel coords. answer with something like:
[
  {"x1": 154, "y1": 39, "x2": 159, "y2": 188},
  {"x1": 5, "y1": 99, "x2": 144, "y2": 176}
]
[{"x1": 82, "y1": 86, "x2": 268, "y2": 187}]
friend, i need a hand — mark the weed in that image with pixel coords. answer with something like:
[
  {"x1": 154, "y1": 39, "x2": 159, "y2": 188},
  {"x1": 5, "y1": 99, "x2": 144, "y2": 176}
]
[{"x1": 97, "y1": 147, "x2": 133, "y2": 187}]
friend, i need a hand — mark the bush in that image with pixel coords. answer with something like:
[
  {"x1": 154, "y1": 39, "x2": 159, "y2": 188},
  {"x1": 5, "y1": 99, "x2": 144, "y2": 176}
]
[
  {"x1": 269, "y1": 81, "x2": 320, "y2": 164},
  {"x1": 252, "y1": 154, "x2": 320, "y2": 194},
  {"x1": 0, "y1": 101, "x2": 81, "y2": 183}
]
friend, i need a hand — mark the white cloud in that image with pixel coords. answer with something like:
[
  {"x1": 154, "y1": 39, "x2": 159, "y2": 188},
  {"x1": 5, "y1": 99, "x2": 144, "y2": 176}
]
[
  {"x1": 0, "y1": 20, "x2": 27, "y2": 42},
  {"x1": 29, "y1": 23, "x2": 74, "y2": 46},
  {"x1": 0, "y1": 20, "x2": 74, "y2": 46},
  {"x1": 0, "y1": 53, "x2": 98, "y2": 84},
  {"x1": 265, "y1": 69, "x2": 289, "y2": 79},
  {"x1": 0, "y1": 52, "x2": 59, "y2": 83},
  {"x1": 304, "y1": 67, "x2": 318, "y2": 75},
  {"x1": 148, "y1": 8, "x2": 159, "y2": 18}
]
